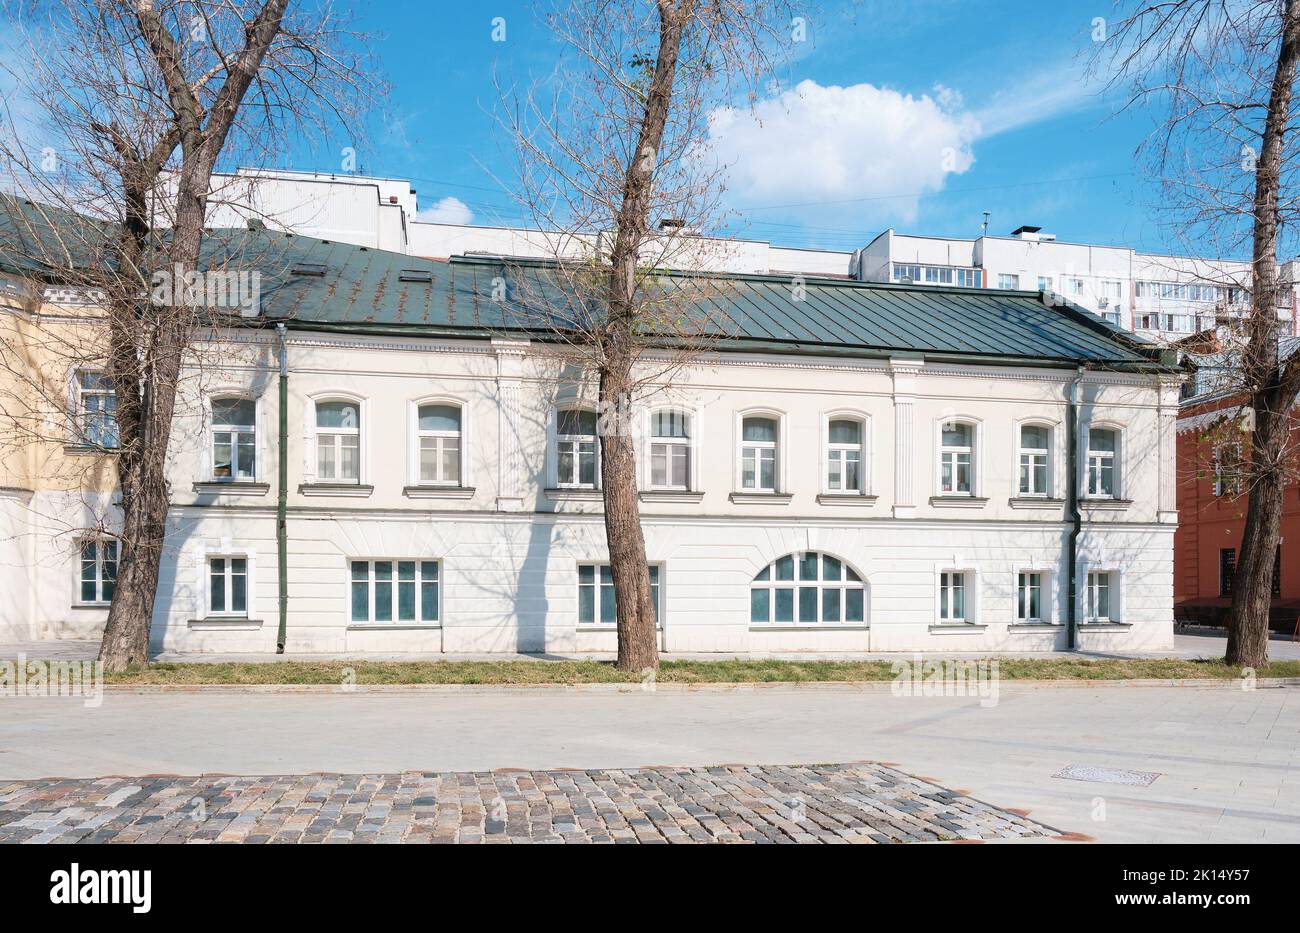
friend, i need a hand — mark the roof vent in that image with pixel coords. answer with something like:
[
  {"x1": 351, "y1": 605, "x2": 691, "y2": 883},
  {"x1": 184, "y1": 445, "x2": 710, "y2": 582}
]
[
  {"x1": 1010, "y1": 224, "x2": 1055, "y2": 242},
  {"x1": 290, "y1": 262, "x2": 327, "y2": 277},
  {"x1": 399, "y1": 269, "x2": 433, "y2": 283}
]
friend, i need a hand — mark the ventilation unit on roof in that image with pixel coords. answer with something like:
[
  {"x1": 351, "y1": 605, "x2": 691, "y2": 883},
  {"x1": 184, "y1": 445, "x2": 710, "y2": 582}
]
[
  {"x1": 290, "y1": 262, "x2": 327, "y2": 277},
  {"x1": 398, "y1": 269, "x2": 433, "y2": 283}
]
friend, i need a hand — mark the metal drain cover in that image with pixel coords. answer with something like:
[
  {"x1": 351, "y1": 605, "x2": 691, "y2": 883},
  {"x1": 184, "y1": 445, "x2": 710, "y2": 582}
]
[{"x1": 1053, "y1": 764, "x2": 1161, "y2": 786}]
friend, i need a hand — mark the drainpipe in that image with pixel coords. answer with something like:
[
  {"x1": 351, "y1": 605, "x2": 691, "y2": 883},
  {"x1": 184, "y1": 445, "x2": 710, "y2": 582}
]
[
  {"x1": 1066, "y1": 366, "x2": 1085, "y2": 651},
  {"x1": 275, "y1": 323, "x2": 289, "y2": 653}
]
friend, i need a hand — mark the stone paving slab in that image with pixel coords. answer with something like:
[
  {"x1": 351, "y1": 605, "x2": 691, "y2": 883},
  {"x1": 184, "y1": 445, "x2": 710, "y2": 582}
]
[{"x1": 0, "y1": 763, "x2": 1060, "y2": 844}]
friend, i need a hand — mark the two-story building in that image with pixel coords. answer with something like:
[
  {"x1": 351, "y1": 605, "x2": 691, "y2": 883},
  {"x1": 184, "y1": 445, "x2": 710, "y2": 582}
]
[{"x1": 0, "y1": 216, "x2": 1181, "y2": 655}]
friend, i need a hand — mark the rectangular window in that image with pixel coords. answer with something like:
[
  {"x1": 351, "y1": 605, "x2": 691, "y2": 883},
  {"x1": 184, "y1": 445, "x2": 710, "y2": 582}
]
[
  {"x1": 1018, "y1": 424, "x2": 1049, "y2": 496},
  {"x1": 349, "y1": 559, "x2": 439, "y2": 624},
  {"x1": 1017, "y1": 572, "x2": 1043, "y2": 621},
  {"x1": 78, "y1": 538, "x2": 117, "y2": 604},
  {"x1": 1212, "y1": 443, "x2": 1242, "y2": 497},
  {"x1": 211, "y1": 398, "x2": 256, "y2": 481},
  {"x1": 1086, "y1": 571, "x2": 1113, "y2": 622},
  {"x1": 578, "y1": 563, "x2": 660, "y2": 626},
  {"x1": 939, "y1": 571, "x2": 967, "y2": 621},
  {"x1": 649, "y1": 410, "x2": 690, "y2": 490},
  {"x1": 997, "y1": 274, "x2": 1019, "y2": 290},
  {"x1": 1274, "y1": 546, "x2": 1282, "y2": 598},
  {"x1": 740, "y1": 416, "x2": 778, "y2": 492},
  {"x1": 1101, "y1": 280, "x2": 1123, "y2": 299},
  {"x1": 939, "y1": 422, "x2": 974, "y2": 494},
  {"x1": 76, "y1": 371, "x2": 119, "y2": 448},
  {"x1": 1086, "y1": 429, "x2": 1117, "y2": 497},
  {"x1": 1037, "y1": 275, "x2": 1053, "y2": 292},
  {"x1": 208, "y1": 556, "x2": 248, "y2": 617},
  {"x1": 826, "y1": 418, "x2": 864, "y2": 493},
  {"x1": 1219, "y1": 548, "x2": 1236, "y2": 597},
  {"x1": 1063, "y1": 276, "x2": 1084, "y2": 296},
  {"x1": 954, "y1": 269, "x2": 981, "y2": 288},
  {"x1": 315, "y1": 400, "x2": 361, "y2": 483}
]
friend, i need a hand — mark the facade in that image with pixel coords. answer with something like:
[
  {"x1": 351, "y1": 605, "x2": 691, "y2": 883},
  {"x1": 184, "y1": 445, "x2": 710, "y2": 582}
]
[
  {"x1": 0, "y1": 219, "x2": 1181, "y2": 655},
  {"x1": 1174, "y1": 366, "x2": 1300, "y2": 632}
]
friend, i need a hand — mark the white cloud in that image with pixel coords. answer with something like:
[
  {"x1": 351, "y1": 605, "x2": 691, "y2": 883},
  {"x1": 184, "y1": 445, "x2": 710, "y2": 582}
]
[
  {"x1": 416, "y1": 196, "x2": 473, "y2": 226},
  {"x1": 707, "y1": 80, "x2": 979, "y2": 224}
]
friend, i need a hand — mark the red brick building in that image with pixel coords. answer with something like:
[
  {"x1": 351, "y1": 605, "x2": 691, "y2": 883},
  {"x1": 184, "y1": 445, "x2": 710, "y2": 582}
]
[{"x1": 1175, "y1": 391, "x2": 1300, "y2": 632}]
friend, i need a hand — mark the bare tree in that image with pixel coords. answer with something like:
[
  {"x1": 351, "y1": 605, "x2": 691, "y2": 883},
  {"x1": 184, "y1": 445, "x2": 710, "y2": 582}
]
[
  {"x1": 496, "y1": 0, "x2": 790, "y2": 672},
  {"x1": 0, "y1": 0, "x2": 377, "y2": 671},
  {"x1": 1099, "y1": 0, "x2": 1300, "y2": 667}
]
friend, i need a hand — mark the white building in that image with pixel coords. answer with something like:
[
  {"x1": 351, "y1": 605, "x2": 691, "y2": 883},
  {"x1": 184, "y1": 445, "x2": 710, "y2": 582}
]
[
  {"x1": 0, "y1": 219, "x2": 1181, "y2": 655},
  {"x1": 856, "y1": 227, "x2": 1299, "y2": 342}
]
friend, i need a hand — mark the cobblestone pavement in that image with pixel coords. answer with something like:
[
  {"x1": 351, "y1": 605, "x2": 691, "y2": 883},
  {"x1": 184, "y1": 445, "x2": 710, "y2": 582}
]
[{"x1": 0, "y1": 763, "x2": 1060, "y2": 844}]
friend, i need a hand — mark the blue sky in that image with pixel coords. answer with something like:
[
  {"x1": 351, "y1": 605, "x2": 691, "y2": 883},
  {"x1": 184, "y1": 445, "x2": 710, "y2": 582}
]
[{"x1": 297, "y1": 1, "x2": 1188, "y2": 256}]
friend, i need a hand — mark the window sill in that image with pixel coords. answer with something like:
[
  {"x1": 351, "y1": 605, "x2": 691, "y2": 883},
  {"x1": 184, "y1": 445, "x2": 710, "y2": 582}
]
[
  {"x1": 298, "y1": 483, "x2": 374, "y2": 498},
  {"x1": 544, "y1": 487, "x2": 602, "y2": 502},
  {"x1": 816, "y1": 494, "x2": 878, "y2": 506},
  {"x1": 192, "y1": 481, "x2": 270, "y2": 496},
  {"x1": 1080, "y1": 498, "x2": 1133, "y2": 511},
  {"x1": 347, "y1": 624, "x2": 441, "y2": 631},
  {"x1": 1008, "y1": 497, "x2": 1065, "y2": 509},
  {"x1": 928, "y1": 622, "x2": 988, "y2": 633},
  {"x1": 403, "y1": 485, "x2": 475, "y2": 500},
  {"x1": 576, "y1": 625, "x2": 664, "y2": 633},
  {"x1": 188, "y1": 617, "x2": 262, "y2": 630},
  {"x1": 749, "y1": 625, "x2": 869, "y2": 632},
  {"x1": 63, "y1": 445, "x2": 118, "y2": 457},
  {"x1": 729, "y1": 492, "x2": 793, "y2": 505},
  {"x1": 71, "y1": 602, "x2": 111, "y2": 610},
  {"x1": 928, "y1": 496, "x2": 989, "y2": 508},
  {"x1": 1079, "y1": 621, "x2": 1132, "y2": 631},
  {"x1": 1007, "y1": 622, "x2": 1063, "y2": 631},
  {"x1": 639, "y1": 490, "x2": 704, "y2": 503}
]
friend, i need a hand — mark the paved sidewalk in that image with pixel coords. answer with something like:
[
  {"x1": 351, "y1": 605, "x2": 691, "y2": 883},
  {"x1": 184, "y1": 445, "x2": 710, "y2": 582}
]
[{"x1": 0, "y1": 764, "x2": 1059, "y2": 844}]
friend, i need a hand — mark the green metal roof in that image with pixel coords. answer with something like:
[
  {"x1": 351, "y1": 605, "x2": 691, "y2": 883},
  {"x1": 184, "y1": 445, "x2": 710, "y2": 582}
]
[{"x1": 0, "y1": 197, "x2": 1171, "y2": 372}]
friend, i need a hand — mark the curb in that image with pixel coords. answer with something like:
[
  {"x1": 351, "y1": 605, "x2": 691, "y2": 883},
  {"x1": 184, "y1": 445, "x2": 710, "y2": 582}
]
[{"x1": 91, "y1": 677, "x2": 1300, "y2": 696}]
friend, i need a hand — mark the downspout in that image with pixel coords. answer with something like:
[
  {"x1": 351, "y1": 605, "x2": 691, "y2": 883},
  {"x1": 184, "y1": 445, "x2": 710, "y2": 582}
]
[
  {"x1": 275, "y1": 323, "x2": 289, "y2": 653},
  {"x1": 1066, "y1": 366, "x2": 1084, "y2": 650}
]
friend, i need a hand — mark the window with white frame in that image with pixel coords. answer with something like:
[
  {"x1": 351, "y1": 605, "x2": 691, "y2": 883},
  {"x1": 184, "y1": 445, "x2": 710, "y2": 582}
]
[
  {"x1": 316, "y1": 400, "x2": 361, "y2": 482},
  {"x1": 350, "y1": 560, "x2": 440, "y2": 624},
  {"x1": 939, "y1": 421, "x2": 974, "y2": 494},
  {"x1": 556, "y1": 408, "x2": 598, "y2": 487},
  {"x1": 78, "y1": 537, "x2": 117, "y2": 604},
  {"x1": 211, "y1": 397, "x2": 256, "y2": 481},
  {"x1": 1101, "y1": 280, "x2": 1123, "y2": 300},
  {"x1": 578, "y1": 563, "x2": 660, "y2": 626},
  {"x1": 1212, "y1": 442, "x2": 1242, "y2": 497},
  {"x1": 750, "y1": 552, "x2": 865, "y2": 625},
  {"x1": 1086, "y1": 428, "x2": 1118, "y2": 497},
  {"x1": 997, "y1": 273, "x2": 1019, "y2": 290},
  {"x1": 1063, "y1": 276, "x2": 1084, "y2": 296},
  {"x1": 208, "y1": 556, "x2": 248, "y2": 617},
  {"x1": 1017, "y1": 571, "x2": 1044, "y2": 622},
  {"x1": 649, "y1": 410, "x2": 690, "y2": 490},
  {"x1": 1085, "y1": 570, "x2": 1114, "y2": 622},
  {"x1": 75, "y1": 371, "x2": 118, "y2": 448},
  {"x1": 1018, "y1": 424, "x2": 1050, "y2": 496},
  {"x1": 826, "y1": 418, "x2": 864, "y2": 493},
  {"x1": 740, "y1": 416, "x2": 778, "y2": 492},
  {"x1": 1037, "y1": 275, "x2": 1054, "y2": 292},
  {"x1": 937, "y1": 571, "x2": 968, "y2": 622},
  {"x1": 416, "y1": 403, "x2": 462, "y2": 486}
]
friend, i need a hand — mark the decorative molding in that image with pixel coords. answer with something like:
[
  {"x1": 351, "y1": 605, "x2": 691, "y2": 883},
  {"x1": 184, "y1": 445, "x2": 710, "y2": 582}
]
[
  {"x1": 640, "y1": 490, "x2": 705, "y2": 503},
  {"x1": 403, "y1": 485, "x2": 476, "y2": 500},
  {"x1": 928, "y1": 623, "x2": 989, "y2": 633},
  {"x1": 816, "y1": 494, "x2": 878, "y2": 506},
  {"x1": 1008, "y1": 497, "x2": 1065, "y2": 509},
  {"x1": 544, "y1": 487, "x2": 602, "y2": 502},
  {"x1": 929, "y1": 496, "x2": 989, "y2": 509},
  {"x1": 192, "y1": 482, "x2": 270, "y2": 497},
  {"x1": 1080, "y1": 497, "x2": 1133, "y2": 511},
  {"x1": 1007, "y1": 622, "x2": 1064, "y2": 631},
  {"x1": 347, "y1": 624, "x2": 442, "y2": 632},
  {"x1": 729, "y1": 492, "x2": 793, "y2": 505},
  {"x1": 298, "y1": 483, "x2": 374, "y2": 498},
  {"x1": 187, "y1": 618, "x2": 263, "y2": 631}
]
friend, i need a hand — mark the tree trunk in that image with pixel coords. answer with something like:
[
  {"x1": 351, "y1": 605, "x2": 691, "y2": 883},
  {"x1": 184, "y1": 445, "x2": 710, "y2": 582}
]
[
  {"x1": 1225, "y1": 0, "x2": 1300, "y2": 669},
  {"x1": 600, "y1": 369, "x2": 659, "y2": 673}
]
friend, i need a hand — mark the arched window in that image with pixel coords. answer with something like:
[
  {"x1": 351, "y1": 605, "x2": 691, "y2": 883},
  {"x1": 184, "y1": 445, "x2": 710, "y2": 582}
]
[
  {"x1": 1017, "y1": 424, "x2": 1050, "y2": 496},
  {"x1": 826, "y1": 417, "x2": 864, "y2": 493},
  {"x1": 740, "y1": 415, "x2": 778, "y2": 492},
  {"x1": 939, "y1": 420, "x2": 974, "y2": 494},
  {"x1": 1086, "y1": 427, "x2": 1118, "y2": 497},
  {"x1": 417, "y1": 403, "x2": 462, "y2": 486},
  {"x1": 649, "y1": 409, "x2": 691, "y2": 490},
  {"x1": 556, "y1": 407, "x2": 598, "y2": 488},
  {"x1": 211, "y1": 396, "x2": 256, "y2": 481},
  {"x1": 750, "y1": 551, "x2": 865, "y2": 625},
  {"x1": 316, "y1": 399, "x2": 361, "y2": 483}
]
